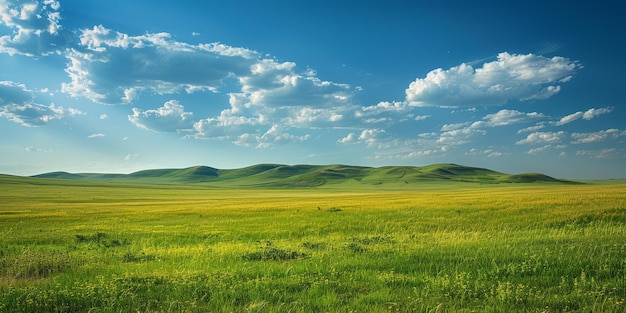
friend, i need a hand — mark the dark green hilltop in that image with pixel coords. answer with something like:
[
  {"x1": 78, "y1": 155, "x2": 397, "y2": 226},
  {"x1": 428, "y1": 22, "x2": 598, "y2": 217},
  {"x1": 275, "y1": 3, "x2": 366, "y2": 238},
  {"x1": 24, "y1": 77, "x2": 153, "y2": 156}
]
[{"x1": 28, "y1": 163, "x2": 577, "y2": 187}]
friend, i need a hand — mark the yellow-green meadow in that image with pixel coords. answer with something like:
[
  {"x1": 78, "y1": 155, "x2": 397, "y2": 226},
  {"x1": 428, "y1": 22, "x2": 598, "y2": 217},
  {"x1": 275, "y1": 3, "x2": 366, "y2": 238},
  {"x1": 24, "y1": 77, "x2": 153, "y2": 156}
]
[{"x1": 1, "y1": 175, "x2": 625, "y2": 312}]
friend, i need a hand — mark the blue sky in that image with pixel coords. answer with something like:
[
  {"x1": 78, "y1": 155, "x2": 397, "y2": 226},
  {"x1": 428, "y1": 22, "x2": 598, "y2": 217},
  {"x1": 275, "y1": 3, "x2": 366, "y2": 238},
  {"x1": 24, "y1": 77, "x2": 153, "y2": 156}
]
[{"x1": 1, "y1": 0, "x2": 624, "y2": 179}]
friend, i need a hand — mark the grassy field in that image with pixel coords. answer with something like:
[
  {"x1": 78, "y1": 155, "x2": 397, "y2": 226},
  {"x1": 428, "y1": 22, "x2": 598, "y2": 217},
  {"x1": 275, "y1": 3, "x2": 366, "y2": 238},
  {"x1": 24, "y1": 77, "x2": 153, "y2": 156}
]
[{"x1": 0, "y1": 175, "x2": 625, "y2": 312}]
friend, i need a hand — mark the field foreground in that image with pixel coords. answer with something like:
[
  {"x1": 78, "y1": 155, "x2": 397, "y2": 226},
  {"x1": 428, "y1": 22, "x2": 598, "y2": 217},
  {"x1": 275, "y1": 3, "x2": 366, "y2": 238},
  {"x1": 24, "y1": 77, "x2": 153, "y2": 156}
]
[{"x1": 1, "y1": 177, "x2": 625, "y2": 312}]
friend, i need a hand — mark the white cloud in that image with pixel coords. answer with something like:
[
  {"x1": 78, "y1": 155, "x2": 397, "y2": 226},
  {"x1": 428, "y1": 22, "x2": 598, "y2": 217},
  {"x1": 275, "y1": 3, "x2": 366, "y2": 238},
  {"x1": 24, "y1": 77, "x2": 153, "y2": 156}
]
[
  {"x1": 233, "y1": 124, "x2": 310, "y2": 148},
  {"x1": 526, "y1": 145, "x2": 554, "y2": 155},
  {"x1": 99, "y1": 113, "x2": 108, "y2": 119},
  {"x1": 0, "y1": 80, "x2": 81, "y2": 126},
  {"x1": 192, "y1": 110, "x2": 263, "y2": 142},
  {"x1": 437, "y1": 127, "x2": 486, "y2": 145},
  {"x1": 62, "y1": 25, "x2": 259, "y2": 104},
  {"x1": 232, "y1": 58, "x2": 354, "y2": 110},
  {"x1": 555, "y1": 111, "x2": 583, "y2": 126},
  {"x1": 483, "y1": 149, "x2": 510, "y2": 158},
  {"x1": 351, "y1": 101, "x2": 415, "y2": 126},
  {"x1": 52, "y1": 24, "x2": 362, "y2": 149},
  {"x1": 401, "y1": 148, "x2": 446, "y2": 158},
  {"x1": 186, "y1": 56, "x2": 360, "y2": 146},
  {"x1": 555, "y1": 107, "x2": 613, "y2": 126},
  {"x1": 283, "y1": 106, "x2": 348, "y2": 127},
  {"x1": 516, "y1": 131, "x2": 565, "y2": 145},
  {"x1": 582, "y1": 107, "x2": 612, "y2": 120},
  {"x1": 571, "y1": 129, "x2": 625, "y2": 144},
  {"x1": 0, "y1": 0, "x2": 66, "y2": 56},
  {"x1": 338, "y1": 121, "x2": 489, "y2": 160},
  {"x1": 466, "y1": 148, "x2": 510, "y2": 158},
  {"x1": 87, "y1": 133, "x2": 106, "y2": 138},
  {"x1": 337, "y1": 129, "x2": 390, "y2": 148},
  {"x1": 338, "y1": 132, "x2": 357, "y2": 144},
  {"x1": 471, "y1": 109, "x2": 545, "y2": 128},
  {"x1": 576, "y1": 148, "x2": 617, "y2": 159},
  {"x1": 441, "y1": 122, "x2": 469, "y2": 131},
  {"x1": 124, "y1": 153, "x2": 138, "y2": 160},
  {"x1": 25, "y1": 145, "x2": 53, "y2": 152},
  {"x1": 358, "y1": 129, "x2": 388, "y2": 148},
  {"x1": 128, "y1": 100, "x2": 194, "y2": 132},
  {"x1": 517, "y1": 123, "x2": 545, "y2": 134},
  {"x1": 406, "y1": 52, "x2": 580, "y2": 107},
  {"x1": 360, "y1": 101, "x2": 409, "y2": 114}
]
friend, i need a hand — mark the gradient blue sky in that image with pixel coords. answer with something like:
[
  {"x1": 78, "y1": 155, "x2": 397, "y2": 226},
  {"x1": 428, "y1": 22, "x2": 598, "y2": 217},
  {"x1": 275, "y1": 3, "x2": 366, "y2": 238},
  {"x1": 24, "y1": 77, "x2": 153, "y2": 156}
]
[{"x1": 1, "y1": 0, "x2": 624, "y2": 179}]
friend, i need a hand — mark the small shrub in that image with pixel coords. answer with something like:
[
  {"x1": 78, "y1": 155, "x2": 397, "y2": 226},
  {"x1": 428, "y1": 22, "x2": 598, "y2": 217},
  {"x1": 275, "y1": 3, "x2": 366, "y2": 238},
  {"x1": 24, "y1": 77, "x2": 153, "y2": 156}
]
[
  {"x1": 351, "y1": 235, "x2": 394, "y2": 245},
  {"x1": 302, "y1": 241, "x2": 326, "y2": 250},
  {"x1": 74, "y1": 232, "x2": 106, "y2": 243},
  {"x1": 122, "y1": 252, "x2": 156, "y2": 263},
  {"x1": 242, "y1": 242, "x2": 308, "y2": 261},
  {"x1": 74, "y1": 232, "x2": 130, "y2": 248},
  {"x1": 345, "y1": 242, "x2": 367, "y2": 253}
]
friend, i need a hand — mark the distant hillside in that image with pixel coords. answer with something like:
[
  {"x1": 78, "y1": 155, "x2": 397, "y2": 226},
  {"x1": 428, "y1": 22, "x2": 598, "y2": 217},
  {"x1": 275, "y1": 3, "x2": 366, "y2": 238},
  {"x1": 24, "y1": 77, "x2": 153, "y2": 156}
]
[{"x1": 30, "y1": 163, "x2": 577, "y2": 187}]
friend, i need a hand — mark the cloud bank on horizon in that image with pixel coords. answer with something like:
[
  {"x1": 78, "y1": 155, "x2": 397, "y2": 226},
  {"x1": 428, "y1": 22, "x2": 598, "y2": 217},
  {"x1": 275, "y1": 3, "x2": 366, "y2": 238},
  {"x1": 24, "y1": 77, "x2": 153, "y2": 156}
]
[{"x1": 0, "y1": 0, "x2": 624, "y2": 178}]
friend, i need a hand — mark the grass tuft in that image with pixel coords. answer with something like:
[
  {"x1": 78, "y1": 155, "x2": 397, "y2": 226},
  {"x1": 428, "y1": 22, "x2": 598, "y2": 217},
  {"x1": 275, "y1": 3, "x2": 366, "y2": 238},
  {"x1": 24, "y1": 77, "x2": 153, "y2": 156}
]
[{"x1": 242, "y1": 241, "x2": 308, "y2": 261}]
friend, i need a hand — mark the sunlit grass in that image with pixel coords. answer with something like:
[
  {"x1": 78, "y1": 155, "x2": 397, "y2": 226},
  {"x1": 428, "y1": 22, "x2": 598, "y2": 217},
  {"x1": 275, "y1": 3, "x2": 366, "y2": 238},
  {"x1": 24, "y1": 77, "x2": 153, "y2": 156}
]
[{"x1": 1, "y1": 177, "x2": 625, "y2": 312}]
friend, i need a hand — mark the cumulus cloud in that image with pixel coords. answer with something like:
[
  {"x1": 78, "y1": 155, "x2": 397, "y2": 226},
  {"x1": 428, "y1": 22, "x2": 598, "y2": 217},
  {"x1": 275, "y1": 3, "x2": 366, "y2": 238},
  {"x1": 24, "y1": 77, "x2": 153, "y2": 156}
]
[
  {"x1": 50, "y1": 23, "x2": 361, "y2": 148},
  {"x1": 571, "y1": 129, "x2": 625, "y2": 144},
  {"x1": 60, "y1": 24, "x2": 358, "y2": 109},
  {"x1": 338, "y1": 132, "x2": 357, "y2": 144},
  {"x1": 0, "y1": 0, "x2": 66, "y2": 56},
  {"x1": 556, "y1": 112, "x2": 583, "y2": 126},
  {"x1": 405, "y1": 149, "x2": 447, "y2": 158},
  {"x1": 25, "y1": 145, "x2": 54, "y2": 152},
  {"x1": 466, "y1": 148, "x2": 510, "y2": 158},
  {"x1": 526, "y1": 145, "x2": 554, "y2": 155},
  {"x1": 441, "y1": 122, "x2": 469, "y2": 131},
  {"x1": 582, "y1": 107, "x2": 612, "y2": 120},
  {"x1": 516, "y1": 131, "x2": 565, "y2": 145},
  {"x1": 231, "y1": 58, "x2": 354, "y2": 112},
  {"x1": 576, "y1": 148, "x2": 617, "y2": 159},
  {"x1": 87, "y1": 133, "x2": 106, "y2": 138},
  {"x1": 193, "y1": 113, "x2": 261, "y2": 140},
  {"x1": 61, "y1": 25, "x2": 259, "y2": 104},
  {"x1": 470, "y1": 109, "x2": 545, "y2": 128},
  {"x1": 517, "y1": 124, "x2": 546, "y2": 134},
  {"x1": 357, "y1": 129, "x2": 388, "y2": 147},
  {"x1": 124, "y1": 153, "x2": 138, "y2": 160},
  {"x1": 186, "y1": 56, "x2": 359, "y2": 146},
  {"x1": 232, "y1": 124, "x2": 310, "y2": 148},
  {"x1": 350, "y1": 101, "x2": 416, "y2": 125},
  {"x1": 128, "y1": 100, "x2": 194, "y2": 132},
  {"x1": 406, "y1": 52, "x2": 580, "y2": 107},
  {"x1": 437, "y1": 127, "x2": 486, "y2": 145},
  {"x1": 0, "y1": 80, "x2": 81, "y2": 126},
  {"x1": 337, "y1": 129, "x2": 390, "y2": 148},
  {"x1": 555, "y1": 107, "x2": 613, "y2": 126}
]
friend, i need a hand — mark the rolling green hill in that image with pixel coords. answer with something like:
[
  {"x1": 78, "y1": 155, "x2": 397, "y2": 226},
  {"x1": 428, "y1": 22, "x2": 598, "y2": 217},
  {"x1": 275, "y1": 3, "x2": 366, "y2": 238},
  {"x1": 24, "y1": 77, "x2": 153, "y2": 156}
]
[{"x1": 27, "y1": 163, "x2": 577, "y2": 187}]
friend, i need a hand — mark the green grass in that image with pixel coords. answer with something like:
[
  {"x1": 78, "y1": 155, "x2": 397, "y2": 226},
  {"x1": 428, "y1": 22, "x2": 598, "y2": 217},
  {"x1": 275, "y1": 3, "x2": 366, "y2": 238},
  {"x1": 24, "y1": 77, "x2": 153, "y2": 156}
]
[{"x1": 0, "y1": 175, "x2": 624, "y2": 312}]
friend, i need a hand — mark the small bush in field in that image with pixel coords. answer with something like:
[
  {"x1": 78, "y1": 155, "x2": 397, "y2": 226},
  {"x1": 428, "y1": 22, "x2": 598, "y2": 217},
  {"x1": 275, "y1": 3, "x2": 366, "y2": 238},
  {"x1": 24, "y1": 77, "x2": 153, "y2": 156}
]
[
  {"x1": 74, "y1": 232, "x2": 130, "y2": 248},
  {"x1": 122, "y1": 252, "x2": 156, "y2": 263},
  {"x1": 242, "y1": 241, "x2": 308, "y2": 261}
]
